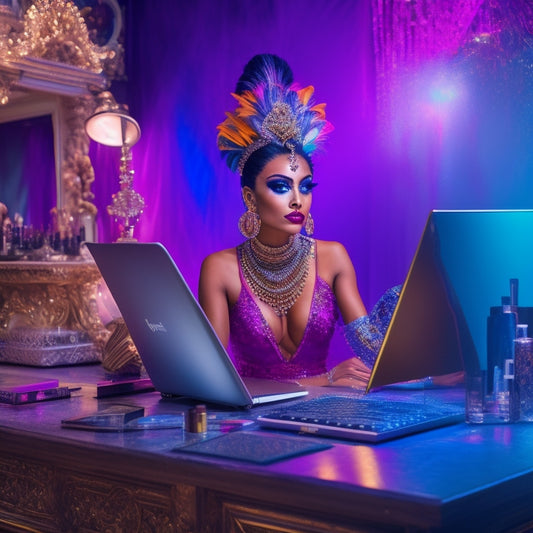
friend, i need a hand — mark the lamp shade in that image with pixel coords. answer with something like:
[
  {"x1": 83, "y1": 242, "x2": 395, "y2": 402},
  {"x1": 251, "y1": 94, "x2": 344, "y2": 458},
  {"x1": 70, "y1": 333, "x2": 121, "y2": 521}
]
[{"x1": 85, "y1": 92, "x2": 141, "y2": 147}]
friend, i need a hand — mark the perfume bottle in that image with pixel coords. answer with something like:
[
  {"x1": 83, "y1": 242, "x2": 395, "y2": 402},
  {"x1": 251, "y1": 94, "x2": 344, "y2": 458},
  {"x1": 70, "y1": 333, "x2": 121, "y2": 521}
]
[
  {"x1": 514, "y1": 324, "x2": 533, "y2": 421},
  {"x1": 485, "y1": 293, "x2": 519, "y2": 423},
  {"x1": 487, "y1": 297, "x2": 516, "y2": 389}
]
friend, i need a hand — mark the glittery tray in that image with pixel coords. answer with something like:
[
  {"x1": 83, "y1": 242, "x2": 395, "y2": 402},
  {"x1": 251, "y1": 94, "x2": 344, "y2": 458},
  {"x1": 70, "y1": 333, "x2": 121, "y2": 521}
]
[
  {"x1": 0, "y1": 329, "x2": 101, "y2": 367},
  {"x1": 175, "y1": 431, "x2": 331, "y2": 464}
]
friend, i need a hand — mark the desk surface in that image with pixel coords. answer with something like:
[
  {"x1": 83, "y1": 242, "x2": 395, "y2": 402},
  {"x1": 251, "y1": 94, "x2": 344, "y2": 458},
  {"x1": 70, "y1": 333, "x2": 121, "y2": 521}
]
[{"x1": 1, "y1": 363, "x2": 533, "y2": 532}]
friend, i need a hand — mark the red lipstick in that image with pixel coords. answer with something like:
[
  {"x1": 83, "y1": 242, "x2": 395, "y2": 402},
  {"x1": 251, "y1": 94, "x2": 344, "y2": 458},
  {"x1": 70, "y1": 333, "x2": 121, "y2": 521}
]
[{"x1": 285, "y1": 211, "x2": 305, "y2": 224}]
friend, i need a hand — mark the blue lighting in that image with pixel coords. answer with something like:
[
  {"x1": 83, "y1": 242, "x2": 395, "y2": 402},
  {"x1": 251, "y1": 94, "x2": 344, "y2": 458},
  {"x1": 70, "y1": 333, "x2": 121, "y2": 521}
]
[{"x1": 429, "y1": 85, "x2": 457, "y2": 105}]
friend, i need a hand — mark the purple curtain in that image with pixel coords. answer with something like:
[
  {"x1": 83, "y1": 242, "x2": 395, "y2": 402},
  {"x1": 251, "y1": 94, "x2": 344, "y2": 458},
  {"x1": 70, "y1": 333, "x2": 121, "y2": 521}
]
[
  {"x1": 93, "y1": 0, "x2": 378, "y2": 300},
  {"x1": 88, "y1": 0, "x2": 533, "y2": 364}
]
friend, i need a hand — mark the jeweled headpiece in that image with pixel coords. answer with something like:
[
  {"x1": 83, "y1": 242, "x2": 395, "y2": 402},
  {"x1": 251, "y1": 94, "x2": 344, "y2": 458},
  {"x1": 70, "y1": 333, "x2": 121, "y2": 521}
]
[{"x1": 217, "y1": 54, "x2": 332, "y2": 175}]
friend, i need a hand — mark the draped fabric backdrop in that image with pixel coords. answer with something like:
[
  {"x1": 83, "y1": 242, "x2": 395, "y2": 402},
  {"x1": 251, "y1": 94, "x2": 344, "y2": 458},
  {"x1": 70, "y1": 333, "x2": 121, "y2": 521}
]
[{"x1": 89, "y1": 0, "x2": 533, "y2": 366}]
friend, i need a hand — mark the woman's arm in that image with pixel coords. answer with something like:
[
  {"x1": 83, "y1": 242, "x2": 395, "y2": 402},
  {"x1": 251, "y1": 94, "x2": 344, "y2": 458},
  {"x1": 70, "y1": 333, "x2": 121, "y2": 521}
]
[
  {"x1": 317, "y1": 240, "x2": 392, "y2": 386},
  {"x1": 317, "y1": 240, "x2": 367, "y2": 324}
]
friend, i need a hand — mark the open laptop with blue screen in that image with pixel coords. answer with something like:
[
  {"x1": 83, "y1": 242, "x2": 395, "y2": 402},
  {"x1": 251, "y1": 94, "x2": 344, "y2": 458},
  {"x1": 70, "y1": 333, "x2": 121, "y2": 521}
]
[
  {"x1": 257, "y1": 210, "x2": 533, "y2": 441},
  {"x1": 368, "y1": 209, "x2": 533, "y2": 390},
  {"x1": 86, "y1": 242, "x2": 307, "y2": 408}
]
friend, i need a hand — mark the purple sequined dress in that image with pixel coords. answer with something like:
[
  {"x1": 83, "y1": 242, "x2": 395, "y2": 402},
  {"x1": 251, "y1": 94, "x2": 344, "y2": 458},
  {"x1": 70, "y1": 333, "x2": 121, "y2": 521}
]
[{"x1": 229, "y1": 264, "x2": 339, "y2": 381}]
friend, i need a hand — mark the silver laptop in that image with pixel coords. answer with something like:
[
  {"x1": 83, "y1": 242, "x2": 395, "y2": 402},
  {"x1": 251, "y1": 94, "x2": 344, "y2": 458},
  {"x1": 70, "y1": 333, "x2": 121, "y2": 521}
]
[{"x1": 86, "y1": 242, "x2": 307, "y2": 408}]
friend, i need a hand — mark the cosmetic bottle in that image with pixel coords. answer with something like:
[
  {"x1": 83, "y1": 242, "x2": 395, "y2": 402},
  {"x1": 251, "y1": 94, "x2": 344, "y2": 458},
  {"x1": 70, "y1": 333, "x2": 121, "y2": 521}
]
[
  {"x1": 510, "y1": 278, "x2": 519, "y2": 315},
  {"x1": 486, "y1": 295, "x2": 518, "y2": 422},
  {"x1": 185, "y1": 404, "x2": 207, "y2": 433},
  {"x1": 487, "y1": 297, "x2": 516, "y2": 388},
  {"x1": 514, "y1": 324, "x2": 533, "y2": 421}
]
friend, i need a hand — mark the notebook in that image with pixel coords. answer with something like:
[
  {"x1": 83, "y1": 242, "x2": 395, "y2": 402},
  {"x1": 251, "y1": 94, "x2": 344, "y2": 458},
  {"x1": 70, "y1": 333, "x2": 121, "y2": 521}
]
[{"x1": 86, "y1": 242, "x2": 307, "y2": 408}]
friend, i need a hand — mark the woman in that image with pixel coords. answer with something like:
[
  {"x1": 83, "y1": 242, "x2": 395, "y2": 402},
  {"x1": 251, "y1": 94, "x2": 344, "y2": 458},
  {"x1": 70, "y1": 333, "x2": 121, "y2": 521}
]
[{"x1": 199, "y1": 54, "x2": 397, "y2": 388}]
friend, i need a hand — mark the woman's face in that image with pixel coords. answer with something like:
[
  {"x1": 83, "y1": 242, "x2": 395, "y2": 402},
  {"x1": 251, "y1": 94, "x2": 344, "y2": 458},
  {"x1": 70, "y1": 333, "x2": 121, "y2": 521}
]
[{"x1": 243, "y1": 153, "x2": 316, "y2": 242}]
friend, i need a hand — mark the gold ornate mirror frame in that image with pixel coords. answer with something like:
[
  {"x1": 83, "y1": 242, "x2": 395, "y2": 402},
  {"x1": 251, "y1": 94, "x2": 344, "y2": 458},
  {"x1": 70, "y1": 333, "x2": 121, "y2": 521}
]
[{"x1": 0, "y1": 0, "x2": 123, "y2": 238}]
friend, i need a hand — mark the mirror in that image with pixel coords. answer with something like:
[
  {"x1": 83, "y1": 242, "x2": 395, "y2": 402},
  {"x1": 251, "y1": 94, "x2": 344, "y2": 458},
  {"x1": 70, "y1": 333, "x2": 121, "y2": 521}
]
[
  {"x1": 0, "y1": 60, "x2": 106, "y2": 241},
  {"x1": 0, "y1": 109, "x2": 55, "y2": 227},
  {"x1": 0, "y1": 0, "x2": 123, "y2": 242}
]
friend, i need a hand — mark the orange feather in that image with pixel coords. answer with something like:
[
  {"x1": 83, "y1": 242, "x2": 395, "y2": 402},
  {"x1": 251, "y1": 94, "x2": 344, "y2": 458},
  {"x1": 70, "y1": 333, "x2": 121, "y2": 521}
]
[{"x1": 297, "y1": 86, "x2": 315, "y2": 105}]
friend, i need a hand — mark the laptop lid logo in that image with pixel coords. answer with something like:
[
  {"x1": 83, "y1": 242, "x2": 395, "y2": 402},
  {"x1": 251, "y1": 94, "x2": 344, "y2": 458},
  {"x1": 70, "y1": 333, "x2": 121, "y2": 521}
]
[{"x1": 145, "y1": 319, "x2": 167, "y2": 333}]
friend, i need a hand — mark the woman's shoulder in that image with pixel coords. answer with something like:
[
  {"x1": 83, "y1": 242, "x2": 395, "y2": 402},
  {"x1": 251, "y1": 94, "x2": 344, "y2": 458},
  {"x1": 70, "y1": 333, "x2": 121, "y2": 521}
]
[
  {"x1": 200, "y1": 246, "x2": 242, "y2": 305},
  {"x1": 314, "y1": 238, "x2": 354, "y2": 279},
  {"x1": 201, "y1": 246, "x2": 238, "y2": 272},
  {"x1": 314, "y1": 238, "x2": 350, "y2": 260}
]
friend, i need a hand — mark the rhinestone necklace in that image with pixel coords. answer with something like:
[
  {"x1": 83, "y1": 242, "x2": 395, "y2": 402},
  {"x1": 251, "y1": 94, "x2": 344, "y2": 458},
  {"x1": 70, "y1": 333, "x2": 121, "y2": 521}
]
[{"x1": 238, "y1": 234, "x2": 314, "y2": 316}]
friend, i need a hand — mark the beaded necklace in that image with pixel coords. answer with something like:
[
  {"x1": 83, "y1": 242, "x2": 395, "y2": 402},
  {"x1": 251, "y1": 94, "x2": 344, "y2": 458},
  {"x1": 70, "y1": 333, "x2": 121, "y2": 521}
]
[{"x1": 238, "y1": 234, "x2": 314, "y2": 316}]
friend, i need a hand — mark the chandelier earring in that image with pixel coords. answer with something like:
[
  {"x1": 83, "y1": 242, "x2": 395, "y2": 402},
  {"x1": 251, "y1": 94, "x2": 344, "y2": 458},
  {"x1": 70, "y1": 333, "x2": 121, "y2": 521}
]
[
  {"x1": 238, "y1": 204, "x2": 261, "y2": 239},
  {"x1": 305, "y1": 212, "x2": 314, "y2": 236}
]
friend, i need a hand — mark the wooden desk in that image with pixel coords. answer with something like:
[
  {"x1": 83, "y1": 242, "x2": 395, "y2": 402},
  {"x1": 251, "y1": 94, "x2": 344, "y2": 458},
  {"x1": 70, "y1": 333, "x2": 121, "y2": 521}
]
[{"x1": 1, "y1": 364, "x2": 533, "y2": 533}]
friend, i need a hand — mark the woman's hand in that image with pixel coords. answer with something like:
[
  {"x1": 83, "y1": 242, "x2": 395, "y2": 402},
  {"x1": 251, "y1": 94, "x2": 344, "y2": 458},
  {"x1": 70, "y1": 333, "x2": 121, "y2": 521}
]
[
  {"x1": 293, "y1": 357, "x2": 371, "y2": 388},
  {"x1": 329, "y1": 357, "x2": 371, "y2": 389}
]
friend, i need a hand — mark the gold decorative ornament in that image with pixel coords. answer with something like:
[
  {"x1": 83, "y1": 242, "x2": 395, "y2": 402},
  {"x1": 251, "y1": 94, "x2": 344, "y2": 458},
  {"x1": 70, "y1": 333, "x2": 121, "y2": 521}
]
[
  {"x1": 0, "y1": 259, "x2": 109, "y2": 366},
  {"x1": 262, "y1": 102, "x2": 301, "y2": 143},
  {"x1": 0, "y1": 0, "x2": 122, "y2": 75},
  {"x1": 217, "y1": 55, "x2": 332, "y2": 177},
  {"x1": 102, "y1": 317, "x2": 142, "y2": 375},
  {"x1": 305, "y1": 212, "x2": 315, "y2": 236},
  {"x1": 238, "y1": 209, "x2": 261, "y2": 239},
  {"x1": 16, "y1": 0, "x2": 104, "y2": 71},
  {"x1": 238, "y1": 234, "x2": 314, "y2": 316}
]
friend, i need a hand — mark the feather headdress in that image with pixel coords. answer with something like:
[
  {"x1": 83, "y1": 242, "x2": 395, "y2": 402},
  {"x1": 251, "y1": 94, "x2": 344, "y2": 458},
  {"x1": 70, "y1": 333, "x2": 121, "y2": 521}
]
[{"x1": 217, "y1": 55, "x2": 332, "y2": 175}]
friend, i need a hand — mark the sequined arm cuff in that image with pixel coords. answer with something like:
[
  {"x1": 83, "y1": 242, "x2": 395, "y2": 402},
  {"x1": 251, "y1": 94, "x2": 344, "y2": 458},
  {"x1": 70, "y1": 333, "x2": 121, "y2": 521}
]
[
  {"x1": 343, "y1": 284, "x2": 402, "y2": 368},
  {"x1": 344, "y1": 316, "x2": 382, "y2": 368}
]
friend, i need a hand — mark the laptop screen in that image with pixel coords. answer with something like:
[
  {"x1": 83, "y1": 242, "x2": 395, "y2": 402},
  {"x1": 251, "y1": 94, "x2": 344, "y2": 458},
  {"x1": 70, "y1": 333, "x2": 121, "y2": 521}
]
[{"x1": 367, "y1": 210, "x2": 533, "y2": 391}]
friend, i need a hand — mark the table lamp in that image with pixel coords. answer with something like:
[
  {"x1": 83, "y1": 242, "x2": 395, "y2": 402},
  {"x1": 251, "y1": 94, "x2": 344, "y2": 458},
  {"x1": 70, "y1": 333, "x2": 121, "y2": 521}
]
[{"x1": 85, "y1": 91, "x2": 143, "y2": 242}]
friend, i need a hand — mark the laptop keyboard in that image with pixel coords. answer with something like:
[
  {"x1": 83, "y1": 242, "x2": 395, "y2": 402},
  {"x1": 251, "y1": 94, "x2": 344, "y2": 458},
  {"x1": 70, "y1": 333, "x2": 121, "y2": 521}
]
[{"x1": 257, "y1": 395, "x2": 463, "y2": 440}]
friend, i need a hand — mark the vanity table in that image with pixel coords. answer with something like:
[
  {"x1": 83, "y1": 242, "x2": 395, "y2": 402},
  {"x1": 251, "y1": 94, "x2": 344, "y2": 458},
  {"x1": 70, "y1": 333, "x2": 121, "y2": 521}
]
[
  {"x1": 0, "y1": 258, "x2": 108, "y2": 366},
  {"x1": 0, "y1": 1, "x2": 126, "y2": 366}
]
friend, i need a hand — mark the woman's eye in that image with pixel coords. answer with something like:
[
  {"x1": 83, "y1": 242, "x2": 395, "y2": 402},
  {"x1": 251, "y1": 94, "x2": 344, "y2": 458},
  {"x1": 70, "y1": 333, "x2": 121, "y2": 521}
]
[
  {"x1": 299, "y1": 180, "x2": 318, "y2": 194},
  {"x1": 267, "y1": 180, "x2": 291, "y2": 194}
]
